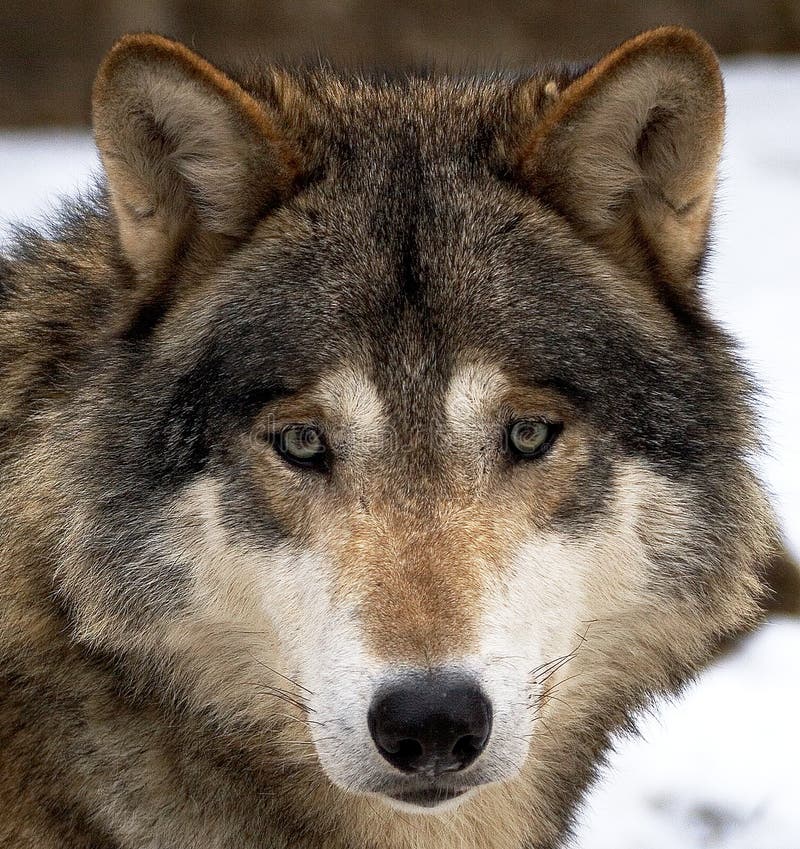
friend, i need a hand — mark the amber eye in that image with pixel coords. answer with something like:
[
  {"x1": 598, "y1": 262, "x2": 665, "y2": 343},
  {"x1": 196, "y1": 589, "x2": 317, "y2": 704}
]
[
  {"x1": 507, "y1": 419, "x2": 561, "y2": 460},
  {"x1": 273, "y1": 424, "x2": 329, "y2": 471}
]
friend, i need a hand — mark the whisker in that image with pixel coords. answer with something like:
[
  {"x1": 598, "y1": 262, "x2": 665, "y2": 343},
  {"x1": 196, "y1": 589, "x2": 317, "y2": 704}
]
[
  {"x1": 248, "y1": 687, "x2": 312, "y2": 714},
  {"x1": 248, "y1": 654, "x2": 315, "y2": 696}
]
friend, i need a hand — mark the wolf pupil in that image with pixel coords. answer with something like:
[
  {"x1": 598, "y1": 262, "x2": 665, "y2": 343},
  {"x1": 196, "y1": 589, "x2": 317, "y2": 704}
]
[
  {"x1": 275, "y1": 425, "x2": 327, "y2": 469},
  {"x1": 508, "y1": 420, "x2": 557, "y2": 459}
]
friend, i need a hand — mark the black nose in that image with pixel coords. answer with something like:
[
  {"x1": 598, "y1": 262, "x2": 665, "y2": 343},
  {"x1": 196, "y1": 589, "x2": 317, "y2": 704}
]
[{"x1": 367, "y1": 673, "x2": 492, "y2": 775}]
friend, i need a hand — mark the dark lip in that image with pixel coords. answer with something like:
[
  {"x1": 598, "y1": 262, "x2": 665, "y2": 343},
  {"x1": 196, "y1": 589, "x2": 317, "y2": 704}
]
[{"x1": 384, "y1": 786, "x2": 469, "y2": 808}]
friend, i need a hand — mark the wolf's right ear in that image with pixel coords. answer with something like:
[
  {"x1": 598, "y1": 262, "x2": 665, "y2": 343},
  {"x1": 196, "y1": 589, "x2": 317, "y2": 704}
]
[
  {"x1": 92, "y1": 34, "x2": 301, "y2": 283},
  {"x1": 518, "y1": 27, "x2": 724, "y2": 293}
]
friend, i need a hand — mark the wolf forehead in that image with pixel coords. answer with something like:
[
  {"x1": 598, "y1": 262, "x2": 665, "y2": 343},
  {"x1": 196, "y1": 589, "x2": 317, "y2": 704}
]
[{"x1": 217, "y1": 65, "x2": 581, "y2": 347}]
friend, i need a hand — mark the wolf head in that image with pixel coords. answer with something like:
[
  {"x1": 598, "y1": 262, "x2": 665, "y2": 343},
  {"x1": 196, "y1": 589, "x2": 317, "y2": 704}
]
[{"x1": 48, "y1": 27, "x2": 776, "y2": 840}]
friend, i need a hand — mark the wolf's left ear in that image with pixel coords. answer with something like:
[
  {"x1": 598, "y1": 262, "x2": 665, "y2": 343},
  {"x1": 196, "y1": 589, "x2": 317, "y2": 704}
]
[
  {"x1": 92, "y1": 34, "x2": 300, "y2": 282},
  {"x1": 519, "y1": 27, "x2": 724, "y2": 291}
]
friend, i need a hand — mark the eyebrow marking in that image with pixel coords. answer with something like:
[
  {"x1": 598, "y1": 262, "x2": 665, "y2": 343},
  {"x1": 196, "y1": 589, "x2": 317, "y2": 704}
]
[{"x1": 445, "y1": 363, "x2": 508, "y2": 430}]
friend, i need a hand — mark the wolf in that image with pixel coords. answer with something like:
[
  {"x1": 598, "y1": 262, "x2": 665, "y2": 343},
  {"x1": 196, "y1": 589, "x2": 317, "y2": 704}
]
[{"x1": 0, "y1": 25, "x2": 793, "y2": 849}]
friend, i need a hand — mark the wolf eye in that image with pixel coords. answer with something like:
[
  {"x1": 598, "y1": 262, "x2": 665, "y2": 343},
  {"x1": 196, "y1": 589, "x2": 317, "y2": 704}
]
[
  {"x1": 506, "y1": 419, "x2": 561, "y2": 460},
  {"x1": 273, "y1": 424, "x2": 329, "y2": 471}
]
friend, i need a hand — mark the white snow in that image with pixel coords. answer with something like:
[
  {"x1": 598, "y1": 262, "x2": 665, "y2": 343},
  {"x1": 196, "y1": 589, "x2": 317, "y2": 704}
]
[
  {"x1": 0, "y1": 129, "x2": 99, "y2": 234},
  {"x1": 1, "y1": 60, "x2": 798, "y2": 849}
]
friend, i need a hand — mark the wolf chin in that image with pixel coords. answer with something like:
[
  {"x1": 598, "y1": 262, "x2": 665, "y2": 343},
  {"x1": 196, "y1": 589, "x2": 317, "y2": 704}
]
[{"x1": 0, "y1": 26, "x2": 786, "y2": 849}]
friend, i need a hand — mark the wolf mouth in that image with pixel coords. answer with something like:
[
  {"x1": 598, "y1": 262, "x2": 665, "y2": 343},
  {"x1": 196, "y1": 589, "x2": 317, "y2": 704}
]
[{"x1": 383, "y1": 785, "x2": 470, "y2": 808}]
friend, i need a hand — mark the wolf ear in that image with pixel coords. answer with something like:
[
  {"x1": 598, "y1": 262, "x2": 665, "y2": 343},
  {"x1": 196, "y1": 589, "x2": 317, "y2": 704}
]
[
  {"x1": 519, "y1": 27, "x2": 724, "y2": 291},
  {"x1": 92, "y1": 34, "x2": 300, "y2": 282}
]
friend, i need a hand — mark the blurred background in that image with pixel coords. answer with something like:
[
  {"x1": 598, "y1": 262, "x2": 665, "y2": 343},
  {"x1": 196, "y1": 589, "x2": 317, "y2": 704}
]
[
  {"x1": 2, "y1": 3, "x2": 799, "y2": 848},
  {"x1": 2, "y1": 0, "x2": 800, "y2": 126}
]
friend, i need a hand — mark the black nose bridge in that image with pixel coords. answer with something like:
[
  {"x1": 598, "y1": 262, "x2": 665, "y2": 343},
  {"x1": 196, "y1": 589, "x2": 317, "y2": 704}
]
[{"x1": 367, "y1": 671, "x2": 492, "y2": 776}]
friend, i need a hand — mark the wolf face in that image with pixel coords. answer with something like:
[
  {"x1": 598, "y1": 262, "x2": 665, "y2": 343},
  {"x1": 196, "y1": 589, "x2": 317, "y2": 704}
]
[{"x1": 4, "y1": 27, "x2": 780, "y2": 849}]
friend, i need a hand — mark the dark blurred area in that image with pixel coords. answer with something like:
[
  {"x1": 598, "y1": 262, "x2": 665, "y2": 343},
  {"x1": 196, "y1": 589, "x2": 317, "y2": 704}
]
[{"x1": 2, "y1": 0, "x2": 800, "y2": 126}]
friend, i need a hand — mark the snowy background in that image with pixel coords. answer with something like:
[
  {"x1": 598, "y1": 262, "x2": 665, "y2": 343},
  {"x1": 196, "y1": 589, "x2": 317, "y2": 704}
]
[{"x1": 1, "y1": 60, "x2": 798, "y2": 849}]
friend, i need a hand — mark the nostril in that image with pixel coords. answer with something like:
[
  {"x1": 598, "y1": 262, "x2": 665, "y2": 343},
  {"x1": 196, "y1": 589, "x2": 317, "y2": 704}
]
[
  {"x1": 452, "y1": 733, "x2": 486, "y2": 766},
  {"x1": 368, "y1": 671, "x2": 492, "y2": 775},
  {"x1": 381, "y1": 737, "x2": 423, "y2": 767}
]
